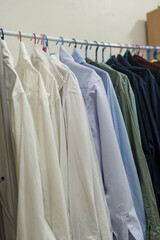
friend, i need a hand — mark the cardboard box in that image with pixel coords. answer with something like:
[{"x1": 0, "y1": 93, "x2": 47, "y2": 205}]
[{"x1": 147, "y1": 7, "x2": 160, "y2": 46}]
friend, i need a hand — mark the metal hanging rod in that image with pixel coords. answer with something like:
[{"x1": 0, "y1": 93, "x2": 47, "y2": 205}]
[{"x1": 1, "y1": 30, "x2": 160, "y2": 50}]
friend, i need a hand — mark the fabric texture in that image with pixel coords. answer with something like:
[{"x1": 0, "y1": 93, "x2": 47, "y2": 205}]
[
  {"x1": 0, "y1": 39, "x2": 17, "y2": 240},
  {"x1": 40, "y1": 47, "x2": 113, "y2": 240},
  {"x1": 30, "y1": 45, "x2": 69, "y2": 211},
  {"x1": 72, "y1": 47, "x2": 146, "y2": 238},
  {"x1": 15, "y1": 42, "x2": 71, "y2": 240},
  {"x1": 108, "y1": 55, "x2": 160, "y2": 214},
  {"x1": 1, "y1": 39, "x2": 57, "y2": 240},
  {"x1": 60, "y1": 46, "x2": 144, "y2": 240},
  {"x1": 93, "y1": 58, "x2": 160, "y2": 240}
]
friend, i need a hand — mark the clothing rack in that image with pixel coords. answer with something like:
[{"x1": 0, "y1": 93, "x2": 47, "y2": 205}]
[{"x1": 1, "y1": 30, "x2": 160, "y2": 50}]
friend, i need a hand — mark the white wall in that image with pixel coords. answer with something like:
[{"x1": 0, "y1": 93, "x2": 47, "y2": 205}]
[{"x1": 1, "y1": 0, "x2": 160, "y2": 62}]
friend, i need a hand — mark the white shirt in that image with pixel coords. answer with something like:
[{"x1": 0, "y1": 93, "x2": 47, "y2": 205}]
[
  {"x1": 30, "y1": 45, "x2": 69, "y2": 211},
  {"x1": 44, "y1": 52, "x2": 113, "y2": 240},
  {"x1": 0, "y1": 39, "x2": 56, "y2": 240},
  {"x1": 15, "y1": 42, "x2": 71, "y2": 240}
]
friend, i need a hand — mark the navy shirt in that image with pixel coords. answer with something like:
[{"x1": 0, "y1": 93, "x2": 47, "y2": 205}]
[{"x1": 107, "y1": 56, "x2": 160, "y2": 214}]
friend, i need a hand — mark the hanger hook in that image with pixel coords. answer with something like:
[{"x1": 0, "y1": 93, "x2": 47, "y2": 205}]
[
  {"x1": 108, "y1": 42, "x2": 112, "y2": 59},
  {"x1": 84, "y1": 40, "x2": 89, "y2": 58},
  {"x1": 150, "y1": 48, "x2": 153, "y2": 61},
  {"x1": 56, "y1": 36, "x2": 64, "y2": 45},
  {"x1": 0, "y1": 28, "x2": 4, "y2": 40},
  {"x1": 146, "y1": 48, "x2": 149, "y2": 61},
  {"x1": 19, "y1": 31, "x2": 22, "y2": 42},
  {"x1": 94, "y1": 41, "x2": 99, "y2": 62},
  {"x1": 43, "y1": 34, "x2": 49, "y2": 47},
  {"x1": 72, "y1": 38, "x2": 77, "y2": 48},
  {"x1": 89, "y1": 44, "x2": 92, "y2": 50},
  {"x1": 33, "y1": 33, "x2": 36, "y2": 44},
  {"x1": 141, "y1": 45, "x2": 145, "y2": 58},
  {"x1": 136, "y1": 44, "x2": 141, "y2": 55},
  {"x1": 43, "y1": 34, "x2": 51, "y2": 55},
  {"x1": 131, "y1": 44, "x2": 136, "y2": 55},
  {"x1": 80, "y1": 43, "x2": 83, "y2": 49},
  {"x1": 118, "y1": 43, "x2": 122, "y2": 54},
  {"x1": 125, "y1": 43, "x2": 129, "y2": 60},
  {"x1": 153, "y1": 46, "x2": 158, "y2": 60},
  {"x1": 41, "y1": 34, "x2": 46, "y2": 51},
  {"x1": 101, "y1": 41, "x2": 106, "y2": 63}
]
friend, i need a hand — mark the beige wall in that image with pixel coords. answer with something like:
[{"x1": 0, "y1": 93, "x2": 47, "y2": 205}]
[{"x1": 1, "y1": 0, "x2": 160, "y2": 62}]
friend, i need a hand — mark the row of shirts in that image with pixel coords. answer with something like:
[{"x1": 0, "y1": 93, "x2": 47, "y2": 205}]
[
  {"x1": 61, "y1": 46, "x2": 160, "y2": 240},
  {"x1": 0, "y1": 38, "x2": 160, "y2": 240}
]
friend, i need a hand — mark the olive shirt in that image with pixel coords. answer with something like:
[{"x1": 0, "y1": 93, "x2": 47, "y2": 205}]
[
  {"x1": 114, "y1": 70, "x2": 141, "y2": 143},
  {"x1": 86, "y1": 58, "x2": 160, "y2": 240}
]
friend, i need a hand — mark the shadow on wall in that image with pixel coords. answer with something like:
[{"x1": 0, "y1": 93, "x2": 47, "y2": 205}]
[{"x1": 128, "y1": 20, "x2": 147, "y2": 45}]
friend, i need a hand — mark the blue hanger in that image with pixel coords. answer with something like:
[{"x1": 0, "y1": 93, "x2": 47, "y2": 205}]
[
  {"x1": 108, "y1": 42, "x2": 112, "y2": 59},
  {"x1": 43, "y1": 34, "x2": 48, "y2": 47},
  {"x1": 72, "y1": 38, "x2": 77, "y2": 48},
  {"x1": 150, "y1": 48, "x2": 153, "y2": 61},
  {"x1": 94, "y1": 41, "x2": 99, "y2": 62},
  {"x1": 132, "y1": 44, "x2": 136, "y2": 55},
  {"x1": 68, "y1": 38, "x2": 77, "y2": 47},
  {"x1": 137, "y1": 45, "x2": 141, "y2": 55},
  {"x1": 0, "y1": 28, "x2": 4, "y2": 40},
  {"x1": 125, "y1": 44, "x2": 129, "y2": 60},
  {"x1": 153, "y1": 46, "x2": 157, "y2": 60},
  {"x1": 43, "y1": 34, "x2": 50, "y2": 55},
  {"x1": 84, "y1": 40, "x2": 88, "y2": 58},
  {"x1": 56, "y1": 36, "x2": 64, "y2": 45},
  {"x1": 101, "y1": 42, "x2": 106, "y2": 63},
  {"x1": 146, "y1": 49, "x2": 149, "y2": 61}
]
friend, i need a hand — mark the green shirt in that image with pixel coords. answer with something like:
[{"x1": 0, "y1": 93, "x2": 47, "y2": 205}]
[
  {"x1": 119, "y1": 72, "x2": 141, "y2": 143},
  {"x1": 86, "y1": 58, "x2": 160, "y2": 240}
]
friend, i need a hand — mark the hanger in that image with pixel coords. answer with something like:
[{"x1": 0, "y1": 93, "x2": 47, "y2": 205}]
[
  {"x1": 43, "y1": 34, "x2": 50, "y2": 55},
  {"x1": 68, "y1": 38, "x2": 77, "y2": 48},
  {"x1": 0, "y1": 28, "x2": 4, "y2": 40},
  {"x1": 131, "y1": 44, "x2": 136, "y2": 55},
  {"x1": 118, "y1": 43, "x2": 123, "y2": 55},
  {"x1": 152, "y1": 46, "x2": 158, "y2": 62},
  {"x1": 125, "y1": 44, "x2": 129, "y2": 60},
  {"x1": 72, "y1": 38, "x2": 77, "y2": 48},
  {"x1": 56, "y1": 36, "x2": 64, "y2": 46},
  {"x1": 133, "y1": 45, "x2": 136, "y2": 55},
  {"x1": 84, "y1": 40, "x2": 88, "y2": 58},
  {"x1": 93, "y1": 41, "x2": 99, "y2": 62},
  {"x1": 136, "y1": 45, "x2": 141, "y2": 55},
  {"x1": 141, "y1": 45, "x2": 145, "y2": 58},
  {"x1": 40, "y1": 34, "x2": 46, "y2": 51},
  {"x1": 146, "y1": 49, "x2": 149, "y2": 61},
  {"x1": 108, "y1": 42, "x2": 112, "y2": 59},
  {"x1": 19, "y1": 31, "x2": 22, "y2": 42},
  {"x1": 149, "y1": 48, "x2": 153, "y2": 61},
  {"x1": 32, "y1": 33, "x2": 37, "y2": 44},
  {"x1": 101, "y1": 42, "x2": 106, "y2": 63}
]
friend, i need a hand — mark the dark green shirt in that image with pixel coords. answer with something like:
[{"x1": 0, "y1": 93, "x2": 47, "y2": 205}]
[{"x1": 86, "y1": 57, "x2": 160, "y2": 240}]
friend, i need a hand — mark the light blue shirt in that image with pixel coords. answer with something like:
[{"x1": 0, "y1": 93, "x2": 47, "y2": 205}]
[
  {"x1": 59, "y1": 45, "x2": 144, "y2": 240},
  {"x1": 72, "y1": 47, "x2": 146, "y2": 238}
]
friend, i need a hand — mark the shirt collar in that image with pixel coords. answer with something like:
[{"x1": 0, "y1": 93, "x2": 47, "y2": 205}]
[
  {"x1": 17, "y1": 42, "x2": 32, "y2": 66},
  {"x1": 31, "y1": 44, "x2": 53, "y2": 72},
  {"x1": 59, "y1": 45, "x2": 75, "y2": 63},
  {"x1": 0, "y1": 39, "x2": 14, "y2": 67},
  {"x1": 31, "y1": 45, "x2": 65, "y2": 90},
  {"x1": 72, "y1": 47, "x2": 86, "y2": 64}
]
